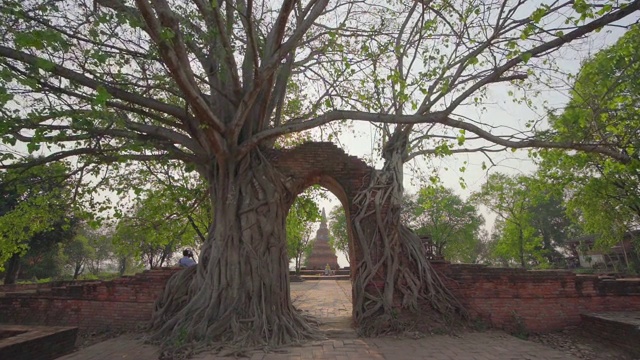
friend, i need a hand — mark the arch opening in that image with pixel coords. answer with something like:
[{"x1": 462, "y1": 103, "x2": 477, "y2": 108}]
[
  {"x1": 271, "y1": 141, "x2": 378, "y2": 330},
  {"x1": 286, "y1": 183, "x2": 355, "y2": 327}
]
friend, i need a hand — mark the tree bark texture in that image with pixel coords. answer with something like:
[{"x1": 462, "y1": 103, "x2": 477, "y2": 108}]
[{"x1": 150, "y1": 149, "x2": 320, "y2": 356}]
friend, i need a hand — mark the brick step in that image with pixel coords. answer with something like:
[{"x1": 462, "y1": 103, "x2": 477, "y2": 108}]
[{"x1": 580, "y1": 312, "x2": 640, "y2": 357}]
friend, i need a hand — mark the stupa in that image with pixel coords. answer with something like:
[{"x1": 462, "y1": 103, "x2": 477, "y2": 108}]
[{"x1": 306, "y1": 208, "x2": 339, "y2": 270}]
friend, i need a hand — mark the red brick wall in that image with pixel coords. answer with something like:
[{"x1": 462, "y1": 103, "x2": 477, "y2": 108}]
[
  {"x1": 2, "y1": 265, "x2": 640, "y2": 334},
  {"x1": 0, "y1": 280, "x2": 100, "y2": 294},
  {"x1": 269, "y1": 141, "x2": 374, "y2": 281},
  {"x1": 435, "y1": 264, "x2": 640, "y2": 333},
  {"x1": 0, "y1": 268, "x2": 180, "y2": 332}
]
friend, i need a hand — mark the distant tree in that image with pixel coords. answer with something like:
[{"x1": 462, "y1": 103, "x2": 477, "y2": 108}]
[
  {"x1": 85, "y1": 229, "x2": 116, "y2": 275},
  {"x1": 286, "y1": 195, "x2": 321, "y2": 273},
  {"x1": 62, "y1": 229, "x2": 96, "y2": 279},
  {"x1": 404, "y1": 185, "x2": 483, "y2": 263},
  {"x1": 0, "y1": 161, "x2": 77, "y2": 283},
  {"x1": 17, "y1": 216, "x2": 79, "y2": 280},
  {"x1": 526, "y1": 190, "x2": 579, "y2": 266},
  {"x1": 473, "y1": 229, "x2": 494, "y2": 265},
  {"x1": 473, "y1": 174, "x2": 542, "y2": 268},
  {"x1": 473, "y1": 173, "x2": 577, "y2": 268},
  {"x1": 113, "y1": 182, "x2": 208, "y2": 269},
  {"x1": 328, "y1": 206, "x2": 350, "y2": 265},
  {"x1": 109, "y1": 163, "x2": 211, "y2": 268},
  {"x1": 538, "y1": 25, "x2": 640, "y2": 251}
]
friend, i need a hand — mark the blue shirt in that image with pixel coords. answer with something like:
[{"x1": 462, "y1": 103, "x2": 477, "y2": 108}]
[{"x1": 178, "y1": 256, "x2": 197, "y2": 267}]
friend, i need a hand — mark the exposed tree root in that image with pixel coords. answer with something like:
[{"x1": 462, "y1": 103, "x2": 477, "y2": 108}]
[
  {"x1": 147, "y1": 150, "x2": 323, "y2": 358},
  {"x1": 147, "y1": 140, "x2": 466, "y2": 357},
  {"x1": 351, "y1": 132, "x2": 468, "y2": 336}
]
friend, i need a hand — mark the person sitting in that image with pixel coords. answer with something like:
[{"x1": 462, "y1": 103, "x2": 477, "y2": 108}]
[
  {"x1": 178, "y1": 249, "x2": 197, "y2": 268},
  {"x1": 324, "y1": 263, "x2": 331, "y2": 276}
]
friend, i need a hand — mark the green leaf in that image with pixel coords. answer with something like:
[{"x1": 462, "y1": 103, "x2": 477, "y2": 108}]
[
  {"x1": 531, "y1": 7, "x2": 548, "y2": 23},
  {"x1": 35, "y1": 58, "x2": 56, "y2": 71},
  {"x1": 94, "y1": 86, "x2": 111, "y2": 106}
]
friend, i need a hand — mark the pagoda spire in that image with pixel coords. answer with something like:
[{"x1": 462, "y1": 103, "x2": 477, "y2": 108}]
[{"x1": 321, "y1": 208, "x2": 327, "y2": 226}]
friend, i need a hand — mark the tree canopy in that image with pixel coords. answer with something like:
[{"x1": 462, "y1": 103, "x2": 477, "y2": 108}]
[
  {"x1": 0, "y1": 161, "x2": 79, "y2": 282},
  {"x1": 286, "y1": 193, "x2": 321, "y2": 272},
  {"x1": 113, "y1": 178, "x2": 209, "y2": 268},
  {"x1": 1, "y1": 0, "x2": 637, "y2": 173},
  {"x1": 472, "y1": 173, "x2": 577, "y2": 268},
  {"x1": 405, "y1": 184, "x2": 483, "y2": 263},
  {"x1": 328, "y1": 205, "x2": 350, "y2": 265},
  {"x1": 538, "y1": 24, "x2": 640, "y2": 248}
]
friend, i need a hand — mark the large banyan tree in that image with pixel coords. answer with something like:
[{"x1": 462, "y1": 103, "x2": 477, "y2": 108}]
[{"x1": 1, "y1": 0, "x2": 638, "y2": 354}]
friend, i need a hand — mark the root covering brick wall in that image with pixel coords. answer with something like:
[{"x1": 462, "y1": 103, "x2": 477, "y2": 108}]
[
  {"x1": 435, "y1": 264, "x2": 640, "y2": 333},
  {"x1": 0, "y1": 268, "x2": 180, "y2": 333}
]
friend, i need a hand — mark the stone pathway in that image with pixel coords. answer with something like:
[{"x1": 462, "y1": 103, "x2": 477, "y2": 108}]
[
  {"x1": 291, "y1": 280, "x2": 352, "y2": 319},
  {"x1": 58, "y1": 280, "x2": 581, "y2": 360}
]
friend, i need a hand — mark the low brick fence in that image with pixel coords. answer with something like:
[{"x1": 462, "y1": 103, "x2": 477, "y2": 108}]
[
  {"x1": 580, "y1": 313, "x2": 640, "y2": 356},
  {"x1": 0, "y1": 268, "x2": 180, "y2": 333},
  {"x1": 0, "y1": 325, "x2": 78, "y2": 360},
  {"x1": 0, "y1": 280, "x2": 98, "y2": 294},
  {"x1": 1, "y1": 264, "x2": 640, "y2": 335},
  {"x1": 435, "y1": 264, "x2": 640, "y2": 333}
]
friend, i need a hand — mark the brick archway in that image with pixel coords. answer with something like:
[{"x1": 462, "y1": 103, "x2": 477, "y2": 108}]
[{"x1": 268, "y1": 142, "x2": 374, "y2": 282}]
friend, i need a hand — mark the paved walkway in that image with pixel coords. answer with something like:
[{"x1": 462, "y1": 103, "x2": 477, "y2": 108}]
[
  {"x1": 59, "y1": 280, "x2": 579, "y2": 359},
  {"x1": 291, "y1": 280, "x2": 352, "y2": 321}
]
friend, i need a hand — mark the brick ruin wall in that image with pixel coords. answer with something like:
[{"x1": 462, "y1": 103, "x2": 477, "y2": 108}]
[
  {"x1": 580, "y1": 314, "x2": 640, "y2": 356},
  {"x1": 269, "y1": 142, "x2": 373, "y2": 279},
  {"x1": 1, "y1": 265, "x2": 639, "y2": 334},
  {"x1": 435, "y1": 263, "x2": 640, "y2": 333},
  {"x1": 0, "y1": 268, "x2": 179, "y2": 333}
]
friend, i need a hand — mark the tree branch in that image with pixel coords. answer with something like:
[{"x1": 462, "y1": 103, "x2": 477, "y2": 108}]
[
  {"x1": 446, "y1": 0, "x2": 640, "y2": 112},
  {"x1": 0, "y1": 45, "x2": 188, "y2": 121},
  {"x1": 243, "y1": 110, "x2": 632, "y2": 162}
]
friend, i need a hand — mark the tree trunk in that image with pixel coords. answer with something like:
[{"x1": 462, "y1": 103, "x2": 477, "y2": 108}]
[
  {"x1": 351, "y1": 130, "x2": 465, "y2": 336},
  {"x1": 118, "y1": 256, "x2": 127, "y2": 276},
  {"x1": 437, "y1": 243, "x2": 445, "y2": 257},
  {"x1": 150, "y1": 150, "x2": 320, "y2": 355},
  {"x1": 3, "y1": 253, "x2": 21, "y2": 285},
  {"x1": 540, "y1": 229, "x2": 555, "y2": 264},
  {"x1": 519, "y1": 227, "x2": 526, "y2": 269},
  {"x1": 73, "y1": 262, "x2": 83, "y2": 280}
]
